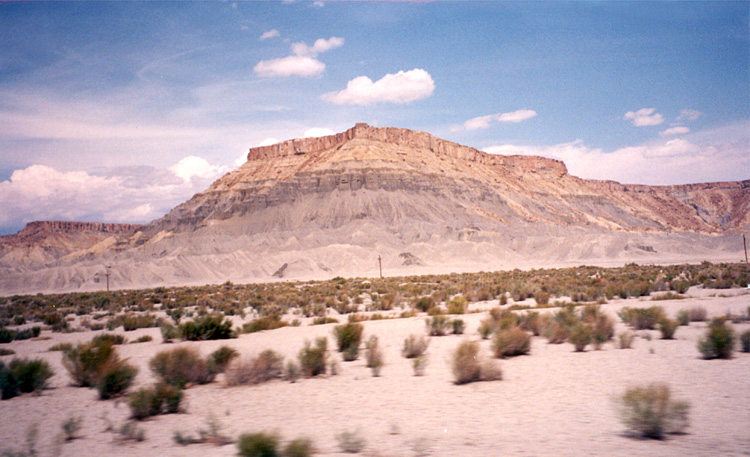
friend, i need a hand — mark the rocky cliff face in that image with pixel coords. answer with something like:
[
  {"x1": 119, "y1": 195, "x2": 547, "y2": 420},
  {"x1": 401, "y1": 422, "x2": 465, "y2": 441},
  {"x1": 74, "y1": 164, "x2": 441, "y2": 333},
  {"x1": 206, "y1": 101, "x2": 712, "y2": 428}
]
[{"x1": 0, "y1": 124, "x2": 747, "y2": 294}]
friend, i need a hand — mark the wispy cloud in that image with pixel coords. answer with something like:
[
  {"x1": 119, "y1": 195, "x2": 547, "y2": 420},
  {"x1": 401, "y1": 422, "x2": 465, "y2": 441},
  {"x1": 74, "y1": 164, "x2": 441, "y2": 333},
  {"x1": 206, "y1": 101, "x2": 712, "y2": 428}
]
[
  {"x1": 660, "y1": 126, "x2": 690, "y2": 136},
  {"x1": 260, "y1": 29, "x2": 280, "y2": 40},
  {"x1": 322, "y1": 68, "x2": 435, "y2": 105},
  {"x1": 677, "y1": 109, "x2": 703, "y2": 121},
  {"x1": 303, "y1": 127, "x2": 335, "y2": 138},
  {"x1": 254, "y1": 36, "x2": 343, "y2": 78},
  {"x1": 624, "y1": 108, "x2": 664, "y2": 126},
  {"x1": 453, "y1": 109, "x2": 537, "y2": 131}
]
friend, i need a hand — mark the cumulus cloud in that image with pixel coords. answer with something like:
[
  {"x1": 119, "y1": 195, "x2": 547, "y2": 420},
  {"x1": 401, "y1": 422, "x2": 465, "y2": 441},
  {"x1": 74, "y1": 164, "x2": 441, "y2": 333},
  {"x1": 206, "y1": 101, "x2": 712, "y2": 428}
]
[
  {"x1": 0, "y1": 157, "x2": 229, "y2": 233},
  {"x1": 454, "y1": 110, "x2": 537, "y2": 131},
  {"x1": 260, "y1": 29, "x2": 280, "y2": 40},
  {"x1": 624, "y1": 108, "x2": 664, "y2": 127},
  {"x1": 322, "y1": 68, "x2": 435, "y2": 105},
  {"x1": 258, "y1": 137, "x2": 280, "y2": 147},
  {"x1": 482, "y1": 122, "x2": 749, "y2": 185},
  {"x1": 660, "y1": 126, "x2": 690, "y2": 136},
  {"x1": 303, "y1": 127, "x2": 335, "y2": 138},
  {"x1": 254, "y1": 36, "x2": 343, "y2": 78},
  {"x1": 677, "y1": 109, "x2": 703, "y2": 121}
]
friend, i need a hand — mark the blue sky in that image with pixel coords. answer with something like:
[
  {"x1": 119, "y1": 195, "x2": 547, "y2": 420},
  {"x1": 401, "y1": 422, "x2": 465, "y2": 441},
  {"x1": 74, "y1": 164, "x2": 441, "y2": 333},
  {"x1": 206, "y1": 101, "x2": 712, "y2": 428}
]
[{"x1": 0, "y1": 1, "x2": 748, "y2": 234}]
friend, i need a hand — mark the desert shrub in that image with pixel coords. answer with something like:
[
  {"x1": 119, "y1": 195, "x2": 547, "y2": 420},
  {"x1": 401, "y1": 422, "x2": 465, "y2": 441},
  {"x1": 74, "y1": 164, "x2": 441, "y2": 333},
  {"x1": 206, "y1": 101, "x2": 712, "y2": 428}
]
[
  {"x1": 688, "y1": 307, "x2": 707, "y2": 322},
  {"x1": 225, "y1": 350, "x2": 284, "y2": 386},
  {"x1": 676, "y1": 310, "x2": 690, "y2": 326},
  {"x1": 365, "y1": 336, "x2": 384, "y2": 376},
  {"x1": 413, "y1": 296, "x2": 434, "y2": 312},
  {"x1": 62, "y1": 338, "x2": 118, "y2": 387},
  {"x1": 620, "y1": 307, "x2": 664, "y2": 330},
  {"x1": 534, "y1": 291, "x2": 550, "y2": 305},
  {"x1": 0, "y1": 327, "x2": 13, "y2": 343},
  {"x1": 61, "y1": 415, "x2": 83, "y2": 441},
  {"x1": 0, "y1": 358, "x2": 54, "y2": 399},
  {"x1": 131, "y1": 335, "x2": 153, "y2": 343},
  {"x1": 569, "y1": 323, "x2": 592, "y2": 352},
  {"x1": 697, "y1": 318, "x2": 735, "y2": 359},
  {"x1": 741, "y1": 330, "x2": 750, "y2": 353},
  {"x1": 160, "y1": 323, "x2": 180, "y2": 342},
  {"x1": 412, "y1": 355, "x2": 428, "y2": 376},
  {"x1": 492, "y1": 327, "x2": 531, "y2": 358},
  {"x1": 402, "y1": 334, "x2": 429, "y2": 358},
  {"x1": 237, "y1": 432, "x2": 279, "y2": 457},
  {"x1": 0, "y1": 348, "x2": 14, "y2": 356},
  {"x1": 447, "y1": 295, "x2": 468, "y2": 314},
  {"x1": 209, "y1": 346, "x2": 239, "y2": 373},
  {"x1": 333, "y1": 322, "x2": 363, "y2": 361},
  {"x1": 284, "y1": 437, "x2": 314, "y2": 457},
  {"x1": 97, "y1": 361, "x2": 138, "y2": 399},
  {"x1": 284, "y1": 360, "x2": 300, "y2": 383},
  {"x1": 617, "y1": 383, "x2": 690, "y2": 439},
  {"x1": 518, "y1": 311, "x2": 542, "y2": 336},
  {"x1": 49, "y1": 342, "x2": 73, "y2": 352},
  {"x1": 451, "y1": 340, "x2": 502, "y2": 385},
  {"x1": 336, "y1": 430, "x2": 366, "y2": 453},
  {"x1": 543, "y1": 320, "x2": 568, "y2": 344},
  {"x1": 618, "y1": 331, "x2": 635, "y2": 349},
  {"x1": 451, "y1": 318, "x2": 465, "y2": 335},
  {"x1": 129, "y1": 383, "x2": 183, "y2": 420},
  {"x1": 118, "y1": 421, "x2": 146, "y2": 442},
  {"x1": 311, "y1": 317, "x2": 338, "y2": 325},
  {"x1": 180, "y1": 313, "x2": 235, "y2": 340},
  {"x1": 92, "y1": 333, "x2": 126, "y2": 346},
  {"x1": 477, "y1": 319, "x2": 494, "y2": 339},
  {"x1": 658, "y1": 318, "x2": 679, "y2": 340},
  {"x1": 10, "y1": 327, "x2": 40, "y2": 341},
  {"x1": 149, "y1": 347, "x2": 214, "y2": 388},
  {"x1": 426, "y1": 315, "x2": 450, "y2": 336},
  {"x1": 298, "y1": 337, "x2": 328, "y2": 377},
  {"x1": 243, "y1": 315, "x2": 288, "y2": 333}
]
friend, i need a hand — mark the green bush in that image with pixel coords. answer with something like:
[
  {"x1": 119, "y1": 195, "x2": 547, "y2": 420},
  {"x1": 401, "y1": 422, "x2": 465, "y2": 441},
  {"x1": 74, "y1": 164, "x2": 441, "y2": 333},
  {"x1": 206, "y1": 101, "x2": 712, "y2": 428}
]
[
  {"x1": 451, "y1": 319, "x2": 465, "y2": 335},
  {"x1": 568, "y1": 323, "x2": 592, "y2": 352},
  {"x1": 402, "y1": 334, "x2": 429, "y2": 359},
  {"x1": 741, "y1": 330, "x2": 750, "y2": 353},
  {"x1": 311, "y1": 317, "x2": 338, "y2": 325},
  {"x1": 284, "y1": 437, "x2": 314, "y2": 457},
  {"x1": 676, "y1": 310, "x2": 690, "y2": 326},
  {"x1": 149, "y1": 347, "x2": 214, "y2": 388},
  {"x1": 617, "y1": 383, "x2": 690, "y2": 439},
  {"x1": 451, "y1": 340, "x2": 502, "y2": 385},
  {"x1": 619, "y1": 307, "x2": 664, "y2": 330},
  {"x1": 658, "y1": 318, "x2": 679, "y2": 340},
  {"x1": 243, "y1": 315, "x2": 288, "y2": 333},
  {"x1": 688, "y1": 307, "x2": 707, "y2": 322},
  {"x1": 129, "y1": 383, "x2": 183, "y2": 420},
  {"x1": 447, "y1": 295, "x2": 468, "y2": 314},
  {"x1": 0, "y1": 327, "x2": 13, "y2": 343},
  {"x1": 0, "y1": 358, "x2": 54, "y2": 399},
  {"x1": 180, "y1": 313, "x2": 235, "y2": 340},
  {"x1": 92, "y1": 333, "x2": 126, "y2": 345},
  {"x1": 697, "y1": 318, "x2": 735, "y2": 359},
  {"x1": 298, "y1": 338, "x2": 328, "y2": 377},
  {"x1": 225, "y1": 350, "x2": 284, "y2": 386},
  {"x1": 333, "y1": 322, "x2": 363, "y2": 361},
  {"x1": 97, "y1": 361, "x2": 138, "y2": 400},
  {"x1": 492, "y1": 327, "x2": 531, "y2": 358},
  {"x1": 412, "y1": 296, "x2": 434, "y2": 313},
  {"x1": 209, "y1": 345, "x2": 239, "y2": 373},
  {"x1": 426, "y1": 315, "x2": 450, "y2": 336},
  {"x1": 0, "y1": 348, "x2": 14, "y2": 356},
  {"x1": 237, "y1": 432, "x2": 280, "y2": 457}
]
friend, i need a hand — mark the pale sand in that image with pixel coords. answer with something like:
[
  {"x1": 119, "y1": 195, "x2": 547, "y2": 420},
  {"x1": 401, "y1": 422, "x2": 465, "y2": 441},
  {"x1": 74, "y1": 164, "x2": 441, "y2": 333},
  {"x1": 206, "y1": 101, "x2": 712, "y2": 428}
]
[{"x1": 1, "y1": 289, "x2": 749, "y2": 456}]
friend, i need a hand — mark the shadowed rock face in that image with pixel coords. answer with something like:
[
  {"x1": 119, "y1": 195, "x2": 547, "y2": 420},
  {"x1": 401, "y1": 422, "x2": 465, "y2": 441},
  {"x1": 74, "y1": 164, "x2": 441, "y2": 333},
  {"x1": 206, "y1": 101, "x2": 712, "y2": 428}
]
[{"x1": 1, "y1": 124, "x2": 748, "y2": 294}]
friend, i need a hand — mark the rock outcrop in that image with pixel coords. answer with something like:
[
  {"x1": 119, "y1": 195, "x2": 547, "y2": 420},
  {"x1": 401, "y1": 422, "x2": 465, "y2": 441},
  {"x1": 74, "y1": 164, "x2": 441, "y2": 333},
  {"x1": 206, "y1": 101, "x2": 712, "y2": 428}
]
[{"x1": 0, "y1": 124, "x2": 747, "y2": 294}]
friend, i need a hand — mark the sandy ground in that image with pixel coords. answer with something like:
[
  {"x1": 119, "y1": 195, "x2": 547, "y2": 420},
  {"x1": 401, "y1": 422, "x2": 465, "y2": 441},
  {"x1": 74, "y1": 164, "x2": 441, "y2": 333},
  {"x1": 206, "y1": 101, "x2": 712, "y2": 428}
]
[{"x1": 1, "y1": 288, "x2": 749, "y2": 457}]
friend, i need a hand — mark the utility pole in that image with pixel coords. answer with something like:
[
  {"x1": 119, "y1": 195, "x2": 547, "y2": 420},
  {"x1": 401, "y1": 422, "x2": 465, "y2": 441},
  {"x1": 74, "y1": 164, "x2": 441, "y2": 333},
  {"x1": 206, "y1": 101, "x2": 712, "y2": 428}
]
[
  {"x1": 378, "y1": 255, "x2": 383, "y2": 279},
  {"x1": 744, "y1": 234, "x2": 748, "y2": 264},
  {"x1": 104, "y1": 265, "x2": 112, "y2": 292}
]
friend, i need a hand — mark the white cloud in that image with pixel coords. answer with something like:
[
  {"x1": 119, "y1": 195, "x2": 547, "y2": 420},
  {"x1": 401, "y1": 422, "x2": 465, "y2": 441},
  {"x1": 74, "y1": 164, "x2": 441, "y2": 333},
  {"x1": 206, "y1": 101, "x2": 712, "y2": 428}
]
[
  {"x1": 322, "y1": 68, "x2": 435, "y2": 105},
  {"x1": 660, "y1": 126, "x2": 690, "y2": 136},
  {"x1": 254, "y1": 36, "x2": 342, "y2": 78},
  {"x1": 258, "y1": 137, "x2": 280, "y2": 147},
  {"x1": 624, "y1": 108, "x2": 664, "y2": 127},
  {"x1": 482, "y1": 122, "x2": 749, "y2": 185},
  {"x1": 254, "y1": 55, "x2": 325, "y2": 78},
  {"x1": 291, "y1": 37, "x2": 344, "y2": 57},
  {"x1": 455, "y1": 110, "x2": 537, "y2": 131},
  {"x1": 0, "y1": 157, "x2": 230, "y2": 232},
  {"x1": 260, "y1": 29, "x2": 280, "y2": 41},
  {"x1": 303, "y1": 127, "x2": 334, "y2": 138},
  {"x1": 677, "y1": 109, "x2": 703, "y2": 121},
  {"x1": 169, "y1": 156, "x2": 229, "y2": 183}
]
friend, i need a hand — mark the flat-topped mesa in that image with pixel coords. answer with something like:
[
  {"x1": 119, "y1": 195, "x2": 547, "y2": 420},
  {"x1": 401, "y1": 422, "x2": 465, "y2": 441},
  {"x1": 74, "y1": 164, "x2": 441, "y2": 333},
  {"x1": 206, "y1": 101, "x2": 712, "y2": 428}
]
[
  {"x1": 247, "y1": 123, "x2": 568, "y2": 175},
  {"x1": 16, "y1": 221, "x2": 143, "y2": 237}
]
